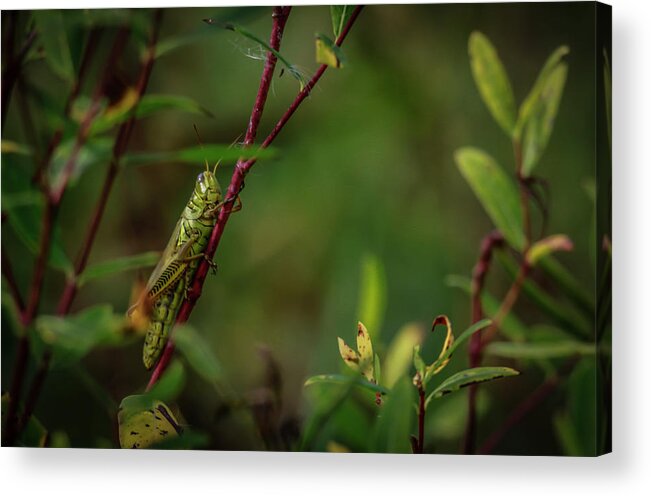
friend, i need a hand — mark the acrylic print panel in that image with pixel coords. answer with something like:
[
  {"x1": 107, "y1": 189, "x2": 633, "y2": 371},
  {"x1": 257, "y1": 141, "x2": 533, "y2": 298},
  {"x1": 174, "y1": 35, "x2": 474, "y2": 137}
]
[{"x1": 1, "y1": 2, "x2": 611, "y2": 455}]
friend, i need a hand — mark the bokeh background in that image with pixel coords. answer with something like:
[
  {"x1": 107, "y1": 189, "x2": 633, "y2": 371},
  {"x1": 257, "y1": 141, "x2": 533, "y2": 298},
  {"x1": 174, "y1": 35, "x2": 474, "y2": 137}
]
[{"x1": 2, "y1": 3, "x2": 606, "y2": 454}]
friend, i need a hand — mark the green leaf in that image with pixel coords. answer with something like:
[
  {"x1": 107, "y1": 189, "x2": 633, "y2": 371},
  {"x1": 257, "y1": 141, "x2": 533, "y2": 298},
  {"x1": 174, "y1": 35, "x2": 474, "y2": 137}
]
[
  {"x1": 383, "y1": 323, "x2": 425, "y2": 388},
  {"x1": 33, "y1": 10, "x2": 74, "y2": 82},
  {"x1": 122, "y1": 143, "x2": 276, "y2": 167},
  {"x1": 522, "y1": 63, "x2": 568, "y2": 175},
  {"x1": 1, "y1": 140, "x2": 32, "y2": 155},
  {"x1": 315, "y1": 33, "x2": 346, "y2": 68},
  {"x1": 426, "y1": 366, "x2": 519, "y2": 406},
  {"x1": 538, "y1": 256, "x2": 594, "y2": 317},
  {"x1": 118, "y1": 395, "x2": 182, "y2": 449},
  {"x1": 554, "y1": 411, "x2": 583, "y2": 456},
  {"x1": 147, "y1": 360, "x2": 186, "y2": 403},
  {"x1": 91, "y1": 94, "x2": 213, "y2": 135},
  {"x1": 304, "y1": 374, "x2": 389, "y2": 395},
  {"x1": 78, "y1": 251, "x2": 160, "y2": 286},
  {"x1": 497, "y1": 252, "x2": 592, "y2": 338},
  {"x1": 49, "y1": 137, "x2": 114, "y2": 189},
  {"x1": 1, "y1": 393, "x2": 48, "y2": 447},
  {"x1": 5, "y1": 200, "x2": 73, "y2": 275},
  {"x1": 526, "y1": 234, "x2": 573, "y2": 266},
  {"x1": 331, "y1": 5, "x2": 354, "y2": 39},
  {"x1": 468, "y1": 31, "x2": 517, "y2": 136},
  {"x1": 35, "y1": 305, "x2": 125, "y2": 367},
  {"x1": 454, "y1": 147, "x2": 525, "y2": 250},
  {"x1": 412, "y1": 344, "x2": 426, "y2": 380},
  {"x1": 356, "y1": 253, "x2": 387, "y2": 339},
  {"x1": 206, "y1": 19, "x2": 307, "y2": 89},
  {"x1": 566, "y1": 357, "x2": 598, "y2": 455},
  {"x1": 371, "y1": 377, "x2": 414, "y2": 453},
  {"x1": 432, "y1": 318, "x2": 492, "y2": 367},
  {"x1": 174, "y1": 325, "x2": 223, "y2": 384},
  {"x1": 516, "y1": 45, "x2": 570, "y2": 137},
  {"x1": 485, "y1": 340, "x2": 595, "y2": 359}
]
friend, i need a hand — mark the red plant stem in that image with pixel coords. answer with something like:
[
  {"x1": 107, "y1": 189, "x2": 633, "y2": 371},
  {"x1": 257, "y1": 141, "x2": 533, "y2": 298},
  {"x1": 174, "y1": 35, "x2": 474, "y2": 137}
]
[
  {"x1": 463, "y1": 230, "x2": 503, "y2": 454},
  {"x1": 3, "y1": 27, "x2": 132, "y2": 446},
  {"x1": 2, "y1": 246, "x2": 25, "y2": 314},
  {"x1": 147, "y1": 5, "x2": 365, "y2": 389},
  {"x1": 478, "y1": 359, "x2": 576, "y2": 454},
  {"x1": 33, "y1": 29, "x2": 101, "y2": 186},
  {"x1": 57, "y1": 10, "x2": 163, "y2": 316},
  {"x1": 417, "y1": 387, "x2": 426, "y2": 454},
  {"x1": 1, "y1": 28, "x2": 37, "y2": 128}
]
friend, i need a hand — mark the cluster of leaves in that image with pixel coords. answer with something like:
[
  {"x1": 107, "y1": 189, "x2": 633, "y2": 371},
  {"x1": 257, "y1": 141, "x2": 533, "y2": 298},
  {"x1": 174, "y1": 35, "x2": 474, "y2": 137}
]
[
  {"x1": 303, "y1": 253, "x2": 519, "y2": 453},
  {"x1": 450, "y1": 32, "x2": 610, "y2": 455}
]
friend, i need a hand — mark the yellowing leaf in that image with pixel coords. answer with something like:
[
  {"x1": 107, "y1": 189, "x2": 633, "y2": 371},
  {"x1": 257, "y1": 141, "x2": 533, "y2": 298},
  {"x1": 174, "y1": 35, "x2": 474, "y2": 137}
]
[
  {"x1": 315, "y1": 34, "x2": 345, "y2": 68},
  {"x1": 118, "y1": 396, "x2": 182, "y2": 449},
  {"x1": 337, "y1": 337, "x2": 360, "y2": 371},
  {"x1": 425, "y1": 315, "x2": 455, "y2": 379},
  {"x1": 356, "y1": 321, "x2": 374, "y2": 381},
  {"x1": 526, "y1": 234, "x2": 573, "y2": 266}
]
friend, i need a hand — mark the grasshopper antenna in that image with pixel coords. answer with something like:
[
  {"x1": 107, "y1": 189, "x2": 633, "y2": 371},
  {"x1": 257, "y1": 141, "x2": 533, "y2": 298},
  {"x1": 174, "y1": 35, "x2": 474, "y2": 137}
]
[
  {"x1": 193, "y1": 124, "x2": 210, "y2": 173},
  {"x1": 213, "y1": 133, "x2": 244, "y2": 175}
]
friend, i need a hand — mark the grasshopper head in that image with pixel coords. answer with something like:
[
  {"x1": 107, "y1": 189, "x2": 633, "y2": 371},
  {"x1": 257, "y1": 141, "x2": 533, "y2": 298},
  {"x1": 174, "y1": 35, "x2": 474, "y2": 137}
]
[{"x1": 195, "y1": 170, "x2": 221, "y2": 204}]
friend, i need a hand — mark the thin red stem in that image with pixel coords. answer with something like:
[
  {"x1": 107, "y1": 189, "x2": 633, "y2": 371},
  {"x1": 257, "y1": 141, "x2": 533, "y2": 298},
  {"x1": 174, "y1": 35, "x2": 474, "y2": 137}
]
[
  {"x1": 57, "y1": 10, "x2": 163, "y2": 316},
  {"x1": 147, "y1": 5, "x2": 364, "y2": 389}
]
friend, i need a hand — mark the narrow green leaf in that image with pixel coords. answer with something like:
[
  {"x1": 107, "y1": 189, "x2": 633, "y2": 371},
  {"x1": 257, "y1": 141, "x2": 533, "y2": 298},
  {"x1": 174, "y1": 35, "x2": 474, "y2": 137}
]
[
  {"x1": 78, "y1": 251, "x2": 160, "y2": 286},
  {"x1": 35, "y1": 305, "x2": 125, "y2": 367},
  {"x1": 174, "y1": 325, "x2": 223, "y2": 384},
  {"x1": 356, "y1": 253, "x2": 387, "y2": 339},
  {"x1": 371, "y1": 377, "x2": 413, "y2": 453},
  {"x1": 526, "y1": 234, "x2": 573, "y2": 266},
  {"x1": 5, "y1": 201, "x2": 73, "y2": 275},
  {"x1": 205, "y1": 19, "x2": 307, "y2": 89},
  {"x1": 426, "y1": 366, "x2": 519, "y2": 405},
  {"x1": 485, "y1": 340, "x2": 595, "y2": 359},
  {"x1": 383, "y1": 323, "x2": 425, "y2": 388},
  {"x1": 516, "y1": 45, "x2": 570, "y2": 136},
  {"x1": 91, "y1": 94, "x2": 213, "y2": 135},
  {"x1": 538, "y1": 256, "x2": 594, "y2": 317},
  {"x1": 331, "y1": 6, "x2": 354, "y2": 39},
  {"x1": 522, "y1": 63, "x2": 568, "y2": 175},
  {"x1": 49, "y1": 137, "x2": 114, "y2": 188},
  {"x1": 304, "y1": 374, "x2": 389, "y2": 395},
  {"x1": 468, "y1": 31, "x2": 517, "y2": 136},
  {"x1": 554, "y1": 411, "x2": 583, "y2": 456},
  {"x1": 1, "y1": 140, "x2": 32, "y2": 155},
  {"x1": 454, "y1": 147, "x2": 525, "y2": 250},
  {"x1": 315, "y1": 33, "x2": 346, "y2": 68},
  {"x1": 122, "y1": 144, "x2": 276, "y2": 167},
  {"x1": 413, "y1": 345, "x2": 426, "y2": 380},
  {"x1": 497, "y1": 252, "x2": 592, "y2": 338},
  {"x1": 33, "y1": 10, "x2": 74, "y2": 82}
]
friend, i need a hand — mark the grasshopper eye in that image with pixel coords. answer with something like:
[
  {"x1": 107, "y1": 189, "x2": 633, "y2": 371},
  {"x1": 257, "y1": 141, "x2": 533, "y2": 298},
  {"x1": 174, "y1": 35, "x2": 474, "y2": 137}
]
[{"x1": 197, "y1": 172, "x2": 204, "y2": 182}]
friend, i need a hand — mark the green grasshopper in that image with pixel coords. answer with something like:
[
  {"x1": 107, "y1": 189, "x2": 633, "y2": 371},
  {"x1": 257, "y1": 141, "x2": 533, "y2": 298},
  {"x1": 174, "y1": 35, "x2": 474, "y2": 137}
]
[{"x1": 130, "y1": 151, "x2": 240, "y2": 370}]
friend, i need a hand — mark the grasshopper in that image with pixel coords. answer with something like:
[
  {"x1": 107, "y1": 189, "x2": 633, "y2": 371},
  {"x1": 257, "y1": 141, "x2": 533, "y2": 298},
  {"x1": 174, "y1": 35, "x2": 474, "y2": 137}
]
[{"x1": 130, "y1": 142, "x2": 241, "y2": 370}]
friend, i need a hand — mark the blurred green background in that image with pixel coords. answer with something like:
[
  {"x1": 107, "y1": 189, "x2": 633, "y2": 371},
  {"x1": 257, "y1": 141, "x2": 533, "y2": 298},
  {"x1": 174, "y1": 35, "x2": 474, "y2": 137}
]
[{"x1": 2, "y1": 3, "x2": 603, "y2": 454}]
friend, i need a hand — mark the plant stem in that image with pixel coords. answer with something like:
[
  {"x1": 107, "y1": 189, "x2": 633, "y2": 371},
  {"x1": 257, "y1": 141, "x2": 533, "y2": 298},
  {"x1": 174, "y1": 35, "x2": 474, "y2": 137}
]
[
  {"x1": 57, "y1": 10, "x2": 163, "y2": 316},
  {"x1": 1, "y1": 27, "x2": 37, "y2": 128},
  {"x1": 478, "y1": 359, "x2": 576, "y2": 454},
  {"x1": 146, "y1": 5, "x2": 364, "y2": 390},
  {"x1": 417, "y1": 386, "x2": 426, "y2": 454},
  {"x1": 2, "y1": 245, "x2": 25, "y2": 314},
  {"x1": 463, "y1": 230, "x2": 503, "y2": 454}
]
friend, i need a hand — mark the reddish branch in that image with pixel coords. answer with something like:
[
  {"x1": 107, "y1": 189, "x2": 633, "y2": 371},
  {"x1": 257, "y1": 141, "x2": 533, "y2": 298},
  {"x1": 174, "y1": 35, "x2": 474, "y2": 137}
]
[
  {"x1": 463, "y1": 230, "x2": 504, "y2": 454},
  {"x1": 417, "y1": 386, "x2": 426, "y2": 454},
  {"x1": 57, "y1": 10, "x2": 163, "y2": 316},
  {"x1": 478, "y1": 359, "x2": 576, "y2": 454},
  {"x1": 147, "y1": 5, "x2": 365, "y2": 389}
]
